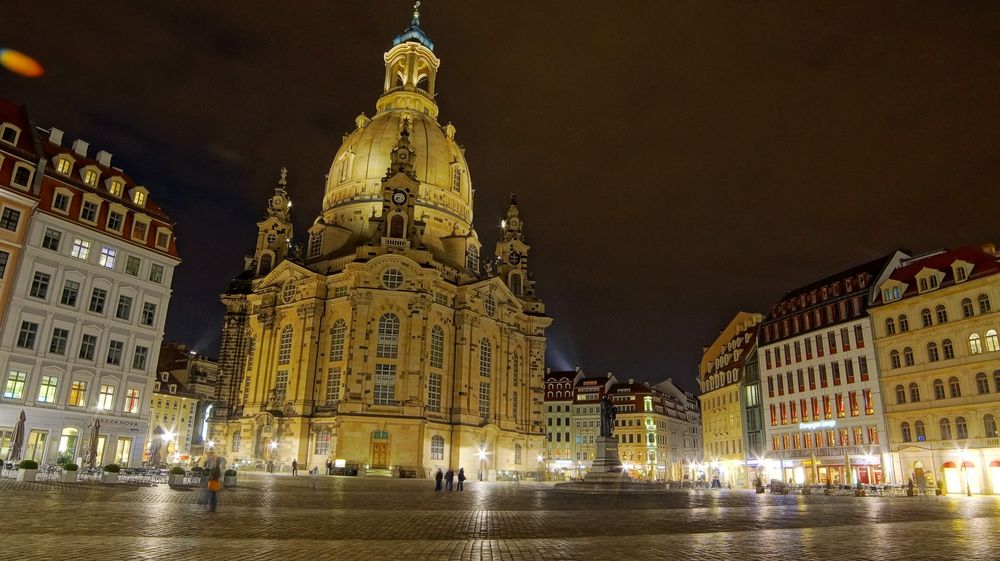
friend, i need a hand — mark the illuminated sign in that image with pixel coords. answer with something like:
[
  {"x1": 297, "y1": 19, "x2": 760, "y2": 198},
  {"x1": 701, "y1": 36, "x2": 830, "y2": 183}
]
[
  {"x1": 334, "y1": 459, "x2": 346, "y2": 468},
  {"x1": 798, "y1": 420, "x2": 836, "y2": 430}
]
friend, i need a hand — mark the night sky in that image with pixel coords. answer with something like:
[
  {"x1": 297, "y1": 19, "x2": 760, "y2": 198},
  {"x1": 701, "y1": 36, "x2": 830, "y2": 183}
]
[{"x1": 3, "y1": 1, "x2": 999, "y2": 393}]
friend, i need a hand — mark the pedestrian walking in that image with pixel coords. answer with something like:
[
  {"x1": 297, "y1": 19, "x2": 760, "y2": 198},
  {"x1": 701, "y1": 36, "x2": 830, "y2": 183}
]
[
  {"x1": 206, "y1": 462, "x2": 223, "y2": 512},
  {"x1": 326, "y1": 459, "x2": 333, "y2": 475},
  {"x1": 292, "y1": 459, "x2": 299, "y2": 476},
  {"x1": 434, "y1": 468, "x2": 443, "y2": 491},
  {"x1": 457, "y1": 468, "x2": 466, "y2": 491},
  {"x1": 445, "y1": 468, "x2": 454, "y2": 491}
]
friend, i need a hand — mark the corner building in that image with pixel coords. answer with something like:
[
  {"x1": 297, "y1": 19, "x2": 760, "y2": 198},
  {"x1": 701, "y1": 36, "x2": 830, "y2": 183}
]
[
  {"x1": 871, "y1": 245, "x2": 1000, "y2": 494},
  {"x1": 758, "y1": 252, "x2": 907, "y2": 486},
  {"x1": 699, "y1": 312, "x2": 761, "y2": 488},
  {"x1": 209, "y1": 13, "x2": 552, "y2": 479}
]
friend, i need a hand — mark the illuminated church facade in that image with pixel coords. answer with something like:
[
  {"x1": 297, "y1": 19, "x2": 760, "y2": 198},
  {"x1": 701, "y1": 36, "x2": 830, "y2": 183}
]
[{"x1": 208, "y1": 8, "x2": 551, "y2": 479}]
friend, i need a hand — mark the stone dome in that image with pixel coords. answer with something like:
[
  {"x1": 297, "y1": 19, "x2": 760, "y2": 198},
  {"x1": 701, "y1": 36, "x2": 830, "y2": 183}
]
[{"x1": 320, "y1": 35, "x2": 478, "y2": 257}]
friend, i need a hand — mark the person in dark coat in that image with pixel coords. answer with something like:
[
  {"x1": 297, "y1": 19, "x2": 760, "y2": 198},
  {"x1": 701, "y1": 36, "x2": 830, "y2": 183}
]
[
  {"x1": 445, "y1": 468, "x2": 455, "y2": 491},
  {"x1": 457, "y1": 468, "x2": 466, "y2": 491},
  {"x1": 292, "y1": 459, "x2": 299, "y2": 476},
  {"x1": 434, "y1": 468, "x2": 443, "y2": 491},
  {"x1": 326, "y1": 459, "x2": 333, "y2": 475}
]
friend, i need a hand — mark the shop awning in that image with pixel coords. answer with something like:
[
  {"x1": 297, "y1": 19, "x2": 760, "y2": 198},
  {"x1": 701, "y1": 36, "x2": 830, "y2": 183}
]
[{"x1": 990, "y1": 460, "x2": 1000, "y2": 468}]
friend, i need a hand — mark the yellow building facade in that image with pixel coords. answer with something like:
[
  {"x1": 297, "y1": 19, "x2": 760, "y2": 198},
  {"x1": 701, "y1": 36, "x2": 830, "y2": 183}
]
[
  {"x1": 146, "y1": 372, "x2": 199, "y2": 463},
  {"x1": 209, "y1": 12, "x2": 551, "y2": 479},
  {"x1": 699, "y1": 312, "x2": 760, "y2": 487},
  {"x1": 872, "y1": 245, "x2": 1000, "y2": 494}
]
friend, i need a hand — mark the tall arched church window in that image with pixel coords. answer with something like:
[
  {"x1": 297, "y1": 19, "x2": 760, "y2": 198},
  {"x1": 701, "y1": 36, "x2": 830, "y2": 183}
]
[
  {"x1": 480, "y1": 338, "x2": 492, "y2": 377},
  {"x1": 466, "y1": 246, "x2": 479, "y2": 272},
  {"x1": 431, "y1": 435, "x2": 444, "y2": 460},
  {"x1": 452, "y1": 167, "x2": 461, "y2": 192},
  {"x1": 986, "y1": 329, "x2": 999, "y2": 352},
  {"x1": 258, "y1": 254, "x2": 273, "y2": 275},
  {"x1": 389, "y1": 215, "x2": 405, "y2": 238},
  {"x1": 277, "y1": 326, "x2": 293, "y2": 365},
  {"x1": 377, "y1": 313, "x2": 400, "y2": 358},
  {"x1": 510, "y1": 272, "x2": 523, "y2": 297},
  {"x1": 329, "y1": 319, "x2": 346, "y2": 362},
  {"x1": 430, "y1": 325, "x2": 444, "y2": 369},
  {"x1": 512, "y1": 352, "x2": 520, "y2": 386},
  {"x1": 338, "y1": 153, "x2": 353, "y2": 183}
]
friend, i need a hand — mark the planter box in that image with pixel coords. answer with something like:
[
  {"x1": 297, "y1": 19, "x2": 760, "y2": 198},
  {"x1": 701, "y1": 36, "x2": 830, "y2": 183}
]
[
  {"x1": 102, "y1": 473, "x2": 119, "y2": 483},
  {"x1": 755, "y1": 486, "x2": 765, "y2": 494},
  {"x1": 801, "y1": 488, "x2": 812, "y2": 495},
  {"x1": 61, "y1": 471, "x2": 78, "y2": 483},
  {"x1": 16, "y1": 469, "x2": 37, "y2": 482},
  {"x1": 854, "y1": 489, "x2": 866, "y2": 497},
  {"x1": 824, "y1": 489, "x2": 834, "y2": 496},
  {"x1": 168, "y1": 474, "x2": 186, "y2": 486},
  {"x1": 224, "y1": 475, "x2": 237, "y2": 487}
]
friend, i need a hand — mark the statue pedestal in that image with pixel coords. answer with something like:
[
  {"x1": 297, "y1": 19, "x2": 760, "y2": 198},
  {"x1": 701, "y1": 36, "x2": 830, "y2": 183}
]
[{"x1": 587, "y1": 436, "x2": 624, "y2": 478}]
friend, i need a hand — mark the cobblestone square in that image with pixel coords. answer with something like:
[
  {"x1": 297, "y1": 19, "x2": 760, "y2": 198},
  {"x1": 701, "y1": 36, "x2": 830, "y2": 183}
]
[{"x1": 1, "y1": 474, "x2": 998, "y2": 560}]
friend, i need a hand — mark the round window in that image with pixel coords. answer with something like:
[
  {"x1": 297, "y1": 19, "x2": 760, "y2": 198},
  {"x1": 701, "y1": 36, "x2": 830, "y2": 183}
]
[
  {"x1": 281, "y1": 281, "x2": 296, "y2": 303},
  {"x1": 382, "y1": 269, "x2": 404, "y2": 289}
]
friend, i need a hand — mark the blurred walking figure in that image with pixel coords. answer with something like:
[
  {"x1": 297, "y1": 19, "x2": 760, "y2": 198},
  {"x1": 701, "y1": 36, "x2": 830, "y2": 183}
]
[
  {"x1": 445, "y1": 468, "x2": 454, "y2": 491},
  {"x1": 434, "y1": 468, "x2": 443, "y2": 491},
  {"x1": 204, "y1": 449, "x2": 225, "y2": 512},
  {"x1": 292, "y1": 459, "x2": 299, "y2": 476},
  {"x1": 457, "y1": 468, "x2": 466, "y2": 491}
]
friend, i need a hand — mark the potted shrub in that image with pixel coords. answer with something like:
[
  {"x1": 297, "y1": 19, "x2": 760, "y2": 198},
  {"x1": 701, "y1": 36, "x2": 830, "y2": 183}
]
[
  {"x1": 102, "y1": 463, "x2": 121, "y2": 483},
  {"x1": 801, "y1": 485, "x2": 812, "y2": 495},
  {"x1": 854, "y1": 481, "x2": 865, "y2": 497},
  {"x1": 61, "y1": 463, "x2": 79, "y2": 482},
  {"x1": 168, "y1": 466, "x2": 186, "y2": 486},
  {"x1": 824, "y1": 481, "x2": 834, "y2": 496},
  {"x1": 936, "y1": 480, "x2": 945, "y2": 496},
  {"x1": 16, "y1": 459, "x2": 38, "y2": 482},
  {"x1": 224, "y1": 469, "x2": 237, "y2": 487}
]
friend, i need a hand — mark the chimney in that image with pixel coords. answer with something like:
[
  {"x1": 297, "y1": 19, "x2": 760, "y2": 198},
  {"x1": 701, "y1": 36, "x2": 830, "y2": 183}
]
[
  {"x1": 71, "y1": 139, "x2": 89, "y2": 157},
  {"x1": 545, "y1": 367, "x2": 551, "y2": 374},
  {"x1": 96, "y1": 150, "x2": 113, "y2": 167},
  {"x1": 606, "y1": 371, "x2": 613, "y2": 379},
  {"x1": 48, "y1": 128, "x2": 64, "y2": 146},
  {"x1": 574, "y1": 364, "x2": 581, "y2": 372}
]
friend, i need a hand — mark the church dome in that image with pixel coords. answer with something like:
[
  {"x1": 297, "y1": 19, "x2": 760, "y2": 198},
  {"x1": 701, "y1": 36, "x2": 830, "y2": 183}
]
[{"x1": 320, "y1": 17, "x2": 477, "y2": 256}]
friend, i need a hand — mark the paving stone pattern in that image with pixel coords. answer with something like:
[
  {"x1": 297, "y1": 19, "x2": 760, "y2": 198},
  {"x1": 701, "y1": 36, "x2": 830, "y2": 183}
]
[{"x1": 1, "y1": 475, "x2": 997, "y2": 560}]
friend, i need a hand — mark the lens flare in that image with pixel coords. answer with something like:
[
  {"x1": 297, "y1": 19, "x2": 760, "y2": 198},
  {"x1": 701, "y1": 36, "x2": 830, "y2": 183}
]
[{"x1": 0, "y1": 48, "x2": 44, "y2": 78}]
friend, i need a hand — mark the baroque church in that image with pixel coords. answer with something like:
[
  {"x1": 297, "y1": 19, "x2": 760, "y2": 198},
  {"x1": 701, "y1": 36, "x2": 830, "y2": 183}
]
[{"x1": 208, "y1": 8, "x2": 551, "y2": 479}]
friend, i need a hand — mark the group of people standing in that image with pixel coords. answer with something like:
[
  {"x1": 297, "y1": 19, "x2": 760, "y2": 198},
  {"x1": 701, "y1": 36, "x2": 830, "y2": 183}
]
[{"x1": 434, "y1": 468, "x2": 466, "y2": 491}]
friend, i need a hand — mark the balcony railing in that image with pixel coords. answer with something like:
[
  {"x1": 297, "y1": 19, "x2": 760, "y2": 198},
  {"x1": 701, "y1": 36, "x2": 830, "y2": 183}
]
[{"x1": 381, "y1": 238, "x2": 410, "y2": 250}]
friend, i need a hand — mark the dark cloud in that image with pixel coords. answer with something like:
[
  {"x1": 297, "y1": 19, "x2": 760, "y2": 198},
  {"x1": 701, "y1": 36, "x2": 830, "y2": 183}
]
[{"x1": 2, "y1": 0, "x2": 999, "y2": 392}]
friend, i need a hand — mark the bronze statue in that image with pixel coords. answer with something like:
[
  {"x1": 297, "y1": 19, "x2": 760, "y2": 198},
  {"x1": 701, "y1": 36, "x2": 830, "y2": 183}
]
[{"x1": 599, "y1": 395, "x2": 616, "y2": 437}]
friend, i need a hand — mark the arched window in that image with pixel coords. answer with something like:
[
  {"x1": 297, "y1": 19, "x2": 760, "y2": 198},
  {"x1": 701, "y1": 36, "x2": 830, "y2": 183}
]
[
  {"x1": 512, "y1": 351, "x2": 520, "y2": 386},
  {"x1": 936, "y1": 304, "x2": 948, "y2": 324},
  {"x1": 985, "y1": 414, "x2": 998, "y2": 438},
  {"x1": 900, "y1": 422, "x2": 912, "y2": 443},
  {"x1": 970, "y1": 334, "x2": 983, "y2": 354},
  {"x1": 329, "y1": 319, "x2": 346, "y2": 362},
  {"x1": 927, "y1": 342, "x2": 939, "y2": 362},
  {"x1": 479, "y1": 338, "x2": 492, "y2": 377},
  {"x1": 921, "y1": 308, "x2": 932, "y2": 327},
  {"x1": 948, "y1": 376, "x2": 961, "y2": 398},
  {"x1": 885, "y1": 317, "x2": 896, "y2": 335},
  {"x1": 915, "y1": 420, "x2": 926, "y2": 441},
  {"x1": 376, "y1": 313, "x2": 400, "y2": 358},
  {"x1": 895, "y1": 385, "x2": 906, "y2": 404},
  {"x1": 890, "y1": 350, "x2": 901, "y2": 369},
  {"x1": 962, "y1": 298, "x2": 974, "y2": 318},
  {"x1": 258, "y1": 254, "x2": 273, "y2": 275},
  {"x1": 389, "y1": 215, "x2": 405, "y2": 238},
  {"x1": 939, "y1": 418, "x2": 952, "y2": 440},
  {"x1": 956, "y1": 416, "x2": 968, "y2": 440},
  {"x1": 430, "y1": 325, "x2": 444, "y2": 369},
  {"x1": 514, "y1": 443, "x2": 522, "y2": 464},
  {"x1": 976, "y1": 372, "x2": 989, "y2": 395},
  {"x1": 277, "y1": 325, "x2": 293, "y2": 365},
  {"x1": 903, "y1": 347, "x2": 914, "y2": 366},
  {"x1": 510, "y1": 272, "x2": 523, "y2": 297},
  {"x1": 979, "y1": 294, "x2": 992, "y2": 314},
  {"x1": 986, "y1": 330, "x2": 999, "y2": 353},
  {"x1": 430, "y1": 435, "x2": 444, "y2": 460},
  {"x1": 942, "y1": 339, "x2": 954, "y2": 360},
  {"x1": 909, "y1": 382, "x2": 920, "y2": 402},
  {"x1": 899, "y1": 314, "x2": 910, "y2": 332},
  {"x1": 995, "y1": 370, "x2": 1000, "y2": 393},
  {"x1": 933, "y1": 379, "x2": 945, "y2": 400}
]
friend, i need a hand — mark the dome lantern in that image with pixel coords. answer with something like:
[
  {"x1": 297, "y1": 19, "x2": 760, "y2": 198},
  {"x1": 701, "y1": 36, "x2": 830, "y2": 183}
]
[{"x1": 377, "y1": 2, "x2": 440, "y2": 118}]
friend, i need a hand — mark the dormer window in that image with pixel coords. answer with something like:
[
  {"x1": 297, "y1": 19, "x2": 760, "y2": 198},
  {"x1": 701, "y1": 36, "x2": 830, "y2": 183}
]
[
  {"x1": 55, "y1": 157, "x2": 73, "y2": 175},
  {"x1": 169, "y1": 384, "x2": 177, "y2": 394},
  {"x1": 919, "y1": 278, "x2": 928, "y2": 291},
  {"x1": 132, "y1": 219, "x2": 149, "y2": 242},
  {"x1": 929, "y1": 276, "x2": 938, "y2": 289},
  {"x1": 108, "y1": 179, "x2": 124, "y2": 197},
  {"x1": 11, "y1": 164, "x2": 33, "y2": 189},
  {"x1": 881, "y1": 281, "x2": 904, "y2": 303},
  {"x1": 130, "y1": 186, "x2": 149, "y2": 208},
  {"x1": 155, "y1": 228, "x2": 171, "y2": 250},
  {"x1": 82, "y1": 168, "x2": 99, "y2": 186},
  {"x1": 161, "y1": 372, "x2": 168, "y2": 382},
  {"x1": 0, "y1": 124, "x2": 19, "y2": 144}
]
